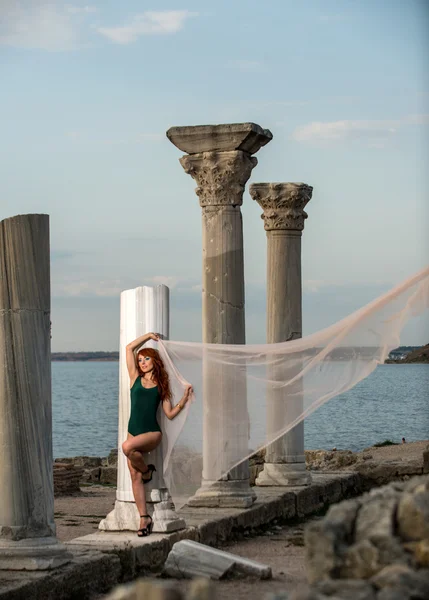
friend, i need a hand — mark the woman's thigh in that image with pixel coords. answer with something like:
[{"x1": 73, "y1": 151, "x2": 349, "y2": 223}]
[{"x1": 125, "y1": 431, "x2": 162, "y2": 454}]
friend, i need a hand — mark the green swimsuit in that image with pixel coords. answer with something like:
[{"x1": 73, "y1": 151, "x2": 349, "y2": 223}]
[{"x1": 128, "y1": 378, "x2": 162, "y2": 436}]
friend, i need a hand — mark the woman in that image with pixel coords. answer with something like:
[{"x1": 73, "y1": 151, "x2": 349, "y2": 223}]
[{"x1": 121, "y1": 332, "x2": 193, "y2": 537}]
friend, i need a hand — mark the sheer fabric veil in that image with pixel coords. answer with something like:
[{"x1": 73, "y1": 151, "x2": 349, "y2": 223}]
[{"x1": 157, "y1": 267, "x2": 429, "y2": 509}]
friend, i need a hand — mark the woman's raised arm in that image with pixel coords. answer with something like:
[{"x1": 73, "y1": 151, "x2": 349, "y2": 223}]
[{"x1": 125, "y1": 332, "x2": 159, "y2": 381}]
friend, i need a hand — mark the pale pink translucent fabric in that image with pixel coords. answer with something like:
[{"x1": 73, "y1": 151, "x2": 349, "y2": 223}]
[{"x1": 158, "y1": 267, "x2": 429, "y2": 508}]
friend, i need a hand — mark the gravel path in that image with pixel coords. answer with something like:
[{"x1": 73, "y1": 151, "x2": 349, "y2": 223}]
[{"x1": 55, "y1": 485, "x2": 116, "y2": 542}]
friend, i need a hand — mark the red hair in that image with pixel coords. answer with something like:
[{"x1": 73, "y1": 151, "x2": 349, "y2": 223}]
[{"x1": 136, "y1": 348, "x2": 172, "y2": 401}]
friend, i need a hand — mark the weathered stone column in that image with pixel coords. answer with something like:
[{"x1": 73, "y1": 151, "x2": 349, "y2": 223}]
[
  {"x1": 250, "y1": 183, "x2": 313, "y2": 486},
  {"x1": 167, "y1": 123, "x2": 272, "y2": 507},
  {"x1": 99, "y1": 285, "x2": 185, "y2": 532},
  {"x1": 0, "y1": 214, "x2": 71, "y2": 569}
]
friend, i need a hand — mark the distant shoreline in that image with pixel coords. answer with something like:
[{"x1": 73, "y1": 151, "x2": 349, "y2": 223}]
[
  {"x1": 52, "y1": 352, "x2": 119, "y2": 362},
  {"x1": 51, "y1": 344, "x2": 429, "y2": 365},
  {"x1": 51, "y1": 345, "x2": 429, "y2": 363}
]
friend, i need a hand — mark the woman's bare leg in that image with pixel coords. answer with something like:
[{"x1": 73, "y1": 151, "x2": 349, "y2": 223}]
[
  {"x1": 122, "y1": 432, "x2": 162, "y2": 474},
  {"x1": 127, "y1": 459, "x2": 149, "y2": 529}
]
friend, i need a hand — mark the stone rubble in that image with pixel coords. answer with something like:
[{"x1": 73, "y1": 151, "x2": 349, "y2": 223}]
[
  {"x1": 53, "y1": 463, "x2": 84, "y2": 496},
  {"x1": 271, "y1": 474, "x2": 429, "y2": 600}
]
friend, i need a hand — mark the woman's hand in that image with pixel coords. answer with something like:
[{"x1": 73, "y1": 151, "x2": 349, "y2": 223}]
[
  {"x1": 148, "y1": 332, "x2": 160, "y2": 341},
  {"x1": 183, "y1": 384, "x2": 193, "y2": 404}
]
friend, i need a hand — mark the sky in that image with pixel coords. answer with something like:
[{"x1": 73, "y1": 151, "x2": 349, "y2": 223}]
[{"x1": 0, "y1": 0, "x2": 428, "y2": 351}]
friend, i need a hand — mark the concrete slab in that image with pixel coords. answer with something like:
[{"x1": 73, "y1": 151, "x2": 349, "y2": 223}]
[{"x1": 163, "y1": 539, "x2": 272, "y2": 580}]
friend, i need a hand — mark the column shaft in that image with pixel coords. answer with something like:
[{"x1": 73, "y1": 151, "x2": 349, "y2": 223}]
[
  {"x1": 265, "y1": 230, "x2": 305, "y2": 465},
  {"x1": 167, "y1": 123, "x2": 273, "y2": 507},
  {"x1": 250, "y1": 183, "x2": 312, "y2": 487},
  {"x1": 0, "y1": 214, "x2": 70, "y2": 569},
  {"x1": 99, "y1": 285, "x2": 186, "y2": 532}
]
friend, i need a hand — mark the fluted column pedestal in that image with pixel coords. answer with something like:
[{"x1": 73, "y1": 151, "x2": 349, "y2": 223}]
[
  {"x1": 167, "y1": 123, "x2": 272, "y2": 507},
  {"x1": 0, "y1": 214, "x2": 71, "y2": 570},
  {"x1": 250, "y1": 183, "x2": 313, "y2": 487},
  {"x1": 99, "y1": 285, "x2": 186, "y2": 532}
]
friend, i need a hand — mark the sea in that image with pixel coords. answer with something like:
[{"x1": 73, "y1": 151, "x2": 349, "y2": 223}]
[{"x1": 52, "y1": 362, "x2": 429, "y2": 459}]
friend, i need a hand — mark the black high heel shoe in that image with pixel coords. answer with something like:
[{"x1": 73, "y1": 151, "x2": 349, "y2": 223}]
[
  {"x1": 137, "y1": 514, "x2": 153, "y2": 537},
  {"x1": 141, "y1": 464, "x2": 156, "y2": 483}
]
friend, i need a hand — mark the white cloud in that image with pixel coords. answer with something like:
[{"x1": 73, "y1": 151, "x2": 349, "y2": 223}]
[
  {"x1": 0, "y1": 1, "x2": 96, "y2": 50},
  {"x1": 291, "y1": 115, "x2": 429, "y2": 146},
  {"x1": 96, "y1": 10, "x2": 197, "y2": 44}
]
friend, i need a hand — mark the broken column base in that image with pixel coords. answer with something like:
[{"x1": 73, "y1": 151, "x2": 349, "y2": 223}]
[
  {"x1": 0, "y1": 537, "x2": 72, "y2": 571},
  {"x1": 99, "y1": 493, "x2": 186, "y2": 533},
  {"x1": 256, "y1": 462, "x2": 312, "y2": 486},
  {"x1": 188, "y1": 479, "x2": 256, "y2": 508}
]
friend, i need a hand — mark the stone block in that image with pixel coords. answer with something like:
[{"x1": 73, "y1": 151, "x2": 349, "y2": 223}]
[
  {"x1": 296, "y1": 478, "x2": 342, "y2": 518},
  {"x1": 0, "y1": 548, "x2": 120, "y2": 600},
  {"x1": 305, "y1": 498, "x2": 360, "y2": 583},
  {"x1": 163, "y1": 539, "x2": 272, "y2": 580},
  {"x1": 397, "y1": 489, "x2": 429, "y2": 541},
  {"x1": 316, "y1": 578, "x2": 376, "y2": 600},
  {"x1": 414, "y1": 539, "x2": 429, "y2": 567},
  {"x1": 0, "y1": 537, "x2": 72, "y2": 571},
  {"x1": 100, "y1": 467, "x2": 118, "y2": 485},
  {"x1": 377, "y1": 588, "x2": 413, "y2": 600},
  {"x1": 371, "y1": 564, "x2": 429, "y2": 598},
  {"x1": 72, "y1": 456, "x2": 102, "y2": 468},
  {"x1": 340, "y1": 473, "x2": 364, "y2": 498},
  {"x1": 53, "y1": 463, "x2": 83, "y2": 496},
  {"x1": 81, "y1": 467, "x2": 101, "y2": 483},
  {"x1": 108, "y1": 449, "x2": 119, "y2": 466},
  {"x1": 355, "y1": 460, "x2": 422, "y2": 487},
  {"x1": 249, "y1": 464, "x2": 263, "y2": 486},
  {"x1": 423, "y1": 447, "x2": 429, "y2": 474},
  {"x1": 354, "y1": 487, "x2": 407, "y2": 567},
  {"x1": 341, "y1": 539, "x2": 381, "y2": 579},
  {"x1": 166, "y1": 123, "x2": 272, "y2": 155}
]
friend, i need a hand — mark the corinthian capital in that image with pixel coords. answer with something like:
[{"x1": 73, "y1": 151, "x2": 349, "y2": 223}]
[
  {"x1": 179, "y1": 151, "x2": 257, "y2": 207},
  {"x1": 249, "y1": 182, "x2": 313, "y2": 231}
]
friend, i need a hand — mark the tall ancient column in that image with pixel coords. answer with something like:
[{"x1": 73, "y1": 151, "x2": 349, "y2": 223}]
[
  {"x1": 167, "y1": 123, "x2": 273, "y2": 507},
  {"x1": 249, "y1": 183, "x2": 313, "y2": 486},
  {"x1": 0, "y1": 214, "x2": 71, "y2": 569},
  {"x1": 99, "y1": 285, "x2": 186, "y2": 532}
]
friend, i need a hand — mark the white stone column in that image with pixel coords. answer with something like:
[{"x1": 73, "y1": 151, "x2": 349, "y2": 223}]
[
  {"x1": 0, "y1": 214, "x2": 71, "y2": 570},
  {"x1": 99, "y1": 285, "x2": 185, "y2": 532},
  {"x1": 167, "y1": 123, "x2": 272, "y2": 507},
  {"x1": 250, "y1": 183, "x2": 313, "y2": 486}
]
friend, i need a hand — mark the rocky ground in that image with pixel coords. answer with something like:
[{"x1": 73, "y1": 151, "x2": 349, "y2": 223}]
[{"x1": 305, "y1": 440, "x2": 429, "y2": 488}]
